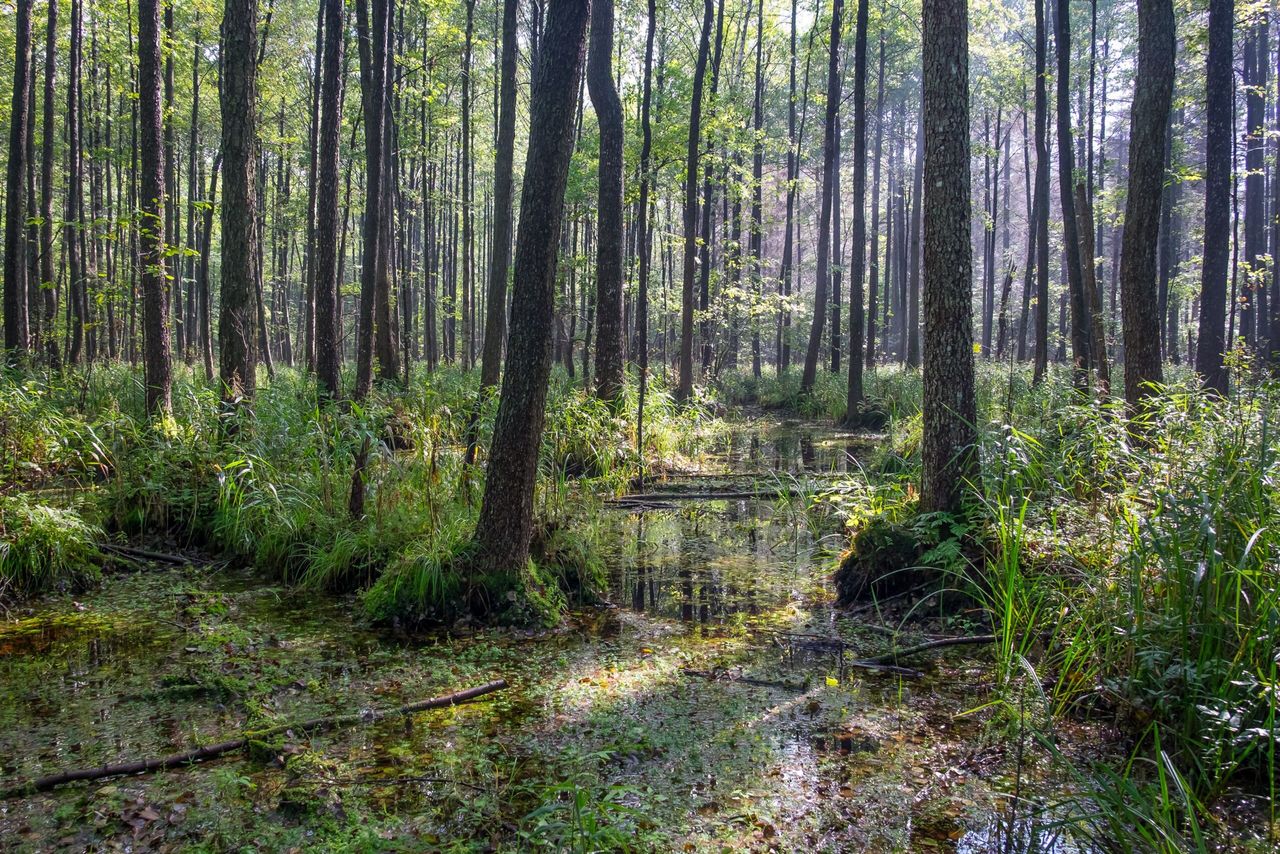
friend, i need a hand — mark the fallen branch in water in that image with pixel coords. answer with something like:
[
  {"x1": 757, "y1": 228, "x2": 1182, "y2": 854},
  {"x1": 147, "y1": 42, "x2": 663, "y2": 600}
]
[
  {"x1": 610, "y1": 487, "x2": 808, "y2": 504},
  {"x1": 854, "y1": 635, "x2": 998, "y2": 666},
  {"x1": 0, "y1": 679, "x2": 508, "y2": 800},
  {"x1": 100, "y1": 543, "x2": 208, "y2": 566},
  {"x1": 681, "y1": 668, "x2": 807, "y2": 691}
]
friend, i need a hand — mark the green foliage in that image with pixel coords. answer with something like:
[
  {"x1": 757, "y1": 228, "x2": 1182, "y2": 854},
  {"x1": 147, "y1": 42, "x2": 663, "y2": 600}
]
[
  {"x1": 816, "y1": 363, "x2": 1280, "y2": 842},
  {"x1": 0, "y1": 364, "x2": 718, "y2": 625},
  {"x1": 0, "y1": 495, "x2": 103, "y2": 600}
]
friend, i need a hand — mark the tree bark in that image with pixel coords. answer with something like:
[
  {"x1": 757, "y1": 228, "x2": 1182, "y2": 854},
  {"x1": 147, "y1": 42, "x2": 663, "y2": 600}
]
[
  {"x1": 478, "y1": 0, "x2": 520, "y2": 391},
  {"x1": 474, "y1": 0, "x2": 591, "y2": 577},
  {"x1": 588, "y1": 0, "x2": 625, "y2": 401},
  {"x1": 38, "y1": 0, "x2": 58, "y2": 368},
  {"x1": 1119, "y1": 0, "x2": 1174, "y2": 407},
  {"x1": 1055, "y1": 0, "x2": 1089, "y2": 388},
  {"x1": 1031, "y1": 0, "x2": 1050, "y2": 383},
  {"x1": 844, "y1": 0, "x2": 869, "y2": 422},
  {"x1": 920, "y1": 0, "x2": 976, "y2": 513},
  {"x1": 3, "y1": 0, "x2": 33, "y2": 359},
  {"x1": 677, "y1": 0, "x2": 714, "y2": 400},
  {"x1": 1196, "y1": 0, "x2": 1232, "y2": 394},
  {"x1": 800, "y1": 0, "x2": 844, "y2": 394},
  {"x1": 139, "y1": 0, "x2": 172, "y2": 415},
  {"x1": 219, "y1": 0, "x2": 260, "y2": 403},
  {"x1": 315, "y1": 0, "x2": 346, "y2": 399}
]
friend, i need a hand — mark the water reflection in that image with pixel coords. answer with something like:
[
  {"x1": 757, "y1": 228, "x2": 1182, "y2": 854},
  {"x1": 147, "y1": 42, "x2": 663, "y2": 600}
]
[{"x1": 607, "y1": 426, "x2": 860, "y2": 624}]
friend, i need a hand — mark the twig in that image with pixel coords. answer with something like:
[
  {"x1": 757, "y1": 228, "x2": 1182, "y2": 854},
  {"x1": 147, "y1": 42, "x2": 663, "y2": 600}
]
[{"x1": 0, "y1": 679, "x2": 508, "y2": 799}]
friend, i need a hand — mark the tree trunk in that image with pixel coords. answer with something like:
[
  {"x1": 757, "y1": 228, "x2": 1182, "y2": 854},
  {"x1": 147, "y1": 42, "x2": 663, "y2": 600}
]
[
  {"x1": 920, "y1": 0, "x2": 976, "y2": 513},
  {"x1": 474, "y1": 0, "x2": 591, "y2": 577},
  {"x1": 844, "y1": 0, "x2": 869, "y2": 422},
  {"x1": 1119, "y1": 0, "x2": 1174, "y2": 407},
  {"x1": 219, "y1": 0, "x2": 259, "y2": 403},
  {"x1": 139, "y1": 0, "x2": 173, "y2": 414},
  {"x1": 588, "y1": 0, "x2": 625, "y2": 401},
  {"x1": 315, "y1": 0, "x2": 346, "y2": 399},
  {"x1": 3, "y1": 0, "x2": 33, "y2": 358},
  {"x1": 677, "y1": 0, "x2": 714, "y2": 400},
  {"x1": 1196, "y1": 0, "x2": 1232, "y2": 394},
  {"x1": 1055, "y1": 0, "x2": 1090, "y2": 389},
  {"x1": 1031, "y1": 0, "x2": 1050, "y2": 383},
  {"x1": 478, "y1": 0, "x2": 519, "y2": 390},
  {"x1": 636, "y1": 0, "x2": 656, "y2": 481},
  {"x1": 865, "y1": 32, "x2": 884, "y2": 371},
  {"x1": 800, "y1": 0, "x2": 844, "y2": 394},
  {"x1": 38, "y1": 0, "x2": 58, "y2": 368}
]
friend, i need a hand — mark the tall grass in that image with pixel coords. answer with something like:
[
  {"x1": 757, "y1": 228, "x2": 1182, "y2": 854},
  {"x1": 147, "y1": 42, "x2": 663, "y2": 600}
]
[
  {"x1": 0, "y1": 362, "x2": 718, "y2": 621},
  {"x1": 810, "y1": 362, "x2": 1280, "y2": 846}
]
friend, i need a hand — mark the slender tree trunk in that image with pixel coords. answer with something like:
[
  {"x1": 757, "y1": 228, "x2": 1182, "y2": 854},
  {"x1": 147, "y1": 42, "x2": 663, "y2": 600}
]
[
  {"x1": 315, "y1": 0, "x2": 346, "y2": 398},
  {"x1": 478, "y1": 0, "x2": 519, "y2": 390},
  {"x1": 38, "y1": 0, "x2": 59, "y2": 368},
  {"x1": 1120, "y1": 0, "x2": 1174, "y2": 407},
  {"x1": 906, "y1": 108, "x2": 923, "y2": 369},
  {"x1": 800, "y1": 0, "x2": 844, "y2": 394},
  {"x1": 844, "y1": 0, "x2": 869, "y2": 422},
  {"x1": 1031, "y1": 0, "x2": 1051, "y2": 383},
  {"x1": 749, "y1": 0, "x2": 764, "y2": 379},
  {"x1": 474, "y1": 0, "x2": 591, "y2": 577},
  {"x1": 677, "y1": 0, "x2": 714, "y2": 400},
  {"x1": 920, "y1": 0, "x2": 976, "y2": 513},
  {"x1": 139, "y1": 0, "x2": 172, "y2": 414},
  {"x1": 1196, "y1": 0, "x2": 1232, "y2": 394},
  {"x1": 778, "y1": 0, "x2": 799, "y2": 375},
  {"x1": 588, "y1": 0, "x2": 625, "y2": 401},
  {"x1": 865, "y1": 33, "x2": 885, "y2": 371},
  {"x1": 4, "y1": 0, "x2": 33, "y2": 358},
  {"x1": 636, "y1": 0, "x2": 656, "y2": 481},
  {"x1": 1055, "y1": 0, "x2": 1089, "y2": 388}
]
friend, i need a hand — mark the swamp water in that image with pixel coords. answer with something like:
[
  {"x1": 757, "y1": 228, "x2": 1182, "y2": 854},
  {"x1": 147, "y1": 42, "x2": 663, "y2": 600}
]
[{"x1": 1, "y1": 423, "x2": 1090, "y2": 852}]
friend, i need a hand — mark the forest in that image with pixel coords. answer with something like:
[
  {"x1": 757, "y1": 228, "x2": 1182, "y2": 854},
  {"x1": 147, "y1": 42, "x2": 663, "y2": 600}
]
[{"x1": 0, "y1": 0, "x2": 1275, "y2": 849}]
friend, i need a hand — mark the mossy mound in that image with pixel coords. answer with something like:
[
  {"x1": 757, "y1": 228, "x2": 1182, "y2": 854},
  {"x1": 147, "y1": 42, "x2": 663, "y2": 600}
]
[{"x1": 833, "y1": 511, "x2": 980, "y2": 607}]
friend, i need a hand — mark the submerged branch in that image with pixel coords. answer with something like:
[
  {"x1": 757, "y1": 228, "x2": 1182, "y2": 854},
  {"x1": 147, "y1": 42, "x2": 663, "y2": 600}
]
[{"x1": 0, "y1": 679, "x2": 508, "y2": 800}]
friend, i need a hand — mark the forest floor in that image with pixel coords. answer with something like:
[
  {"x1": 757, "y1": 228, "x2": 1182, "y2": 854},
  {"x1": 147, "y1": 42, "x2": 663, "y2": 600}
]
[{"x1": 1, "y1": 418, "x2": 1121, "y2": 852}]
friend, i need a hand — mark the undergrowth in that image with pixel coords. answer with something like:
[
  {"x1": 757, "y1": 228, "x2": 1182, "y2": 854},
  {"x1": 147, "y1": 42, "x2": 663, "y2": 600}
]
[
  {"x1": 0, "y1": 363, "x2": 716, "y2": 620},
  {"x1": 807, "y1": 362, "x2": 1279, "y2": 849}
]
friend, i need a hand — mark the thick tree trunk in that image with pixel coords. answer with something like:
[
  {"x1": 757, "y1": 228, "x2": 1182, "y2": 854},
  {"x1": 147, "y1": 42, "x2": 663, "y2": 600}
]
[
  {"x1": 920, "y1": 0, "x2": 976, "y2": 513},
  {"x1": 1120, "y1": 0, "x2": 1174, "y2": 407},
  {"x1": 588, "y1": 0, "x2": 625, "y2": 401},
  {"x1": 219, "y1": 0, "x2": 259, "y2": 403},
  {"x1": 677, "y1": 0, "x2": 714, "y2": 400},
  {"x1": 1196, "y1": 0, "x2": 1232, "y2": 394},
  {"x1": 800, "y1": 0, "x2": 844, "y2": 394},
  {"x1": 3, "y1": 0, "x2": 33, "y2": 358},
  {"x1": 315, "y1": 0, "x2": 346, "y2": 399},
  {"x1": 139, "y1": 0, "x2": 173, "y2": 415},
  {"x1": 474, "y1": 0, "x2": 591, "y2": 577}
]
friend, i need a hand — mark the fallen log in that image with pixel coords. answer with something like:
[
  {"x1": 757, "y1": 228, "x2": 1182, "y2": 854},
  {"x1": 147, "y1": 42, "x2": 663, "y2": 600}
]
[
  {"x1": 610, "y1": 487, "x2": 807, "y2": 503},
  {"x1": 0, "y1": 679, "x2": 508, "y2": 800},
  {"x1": 100, "y1": 543, "x2": 206, "y2": 566}
]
